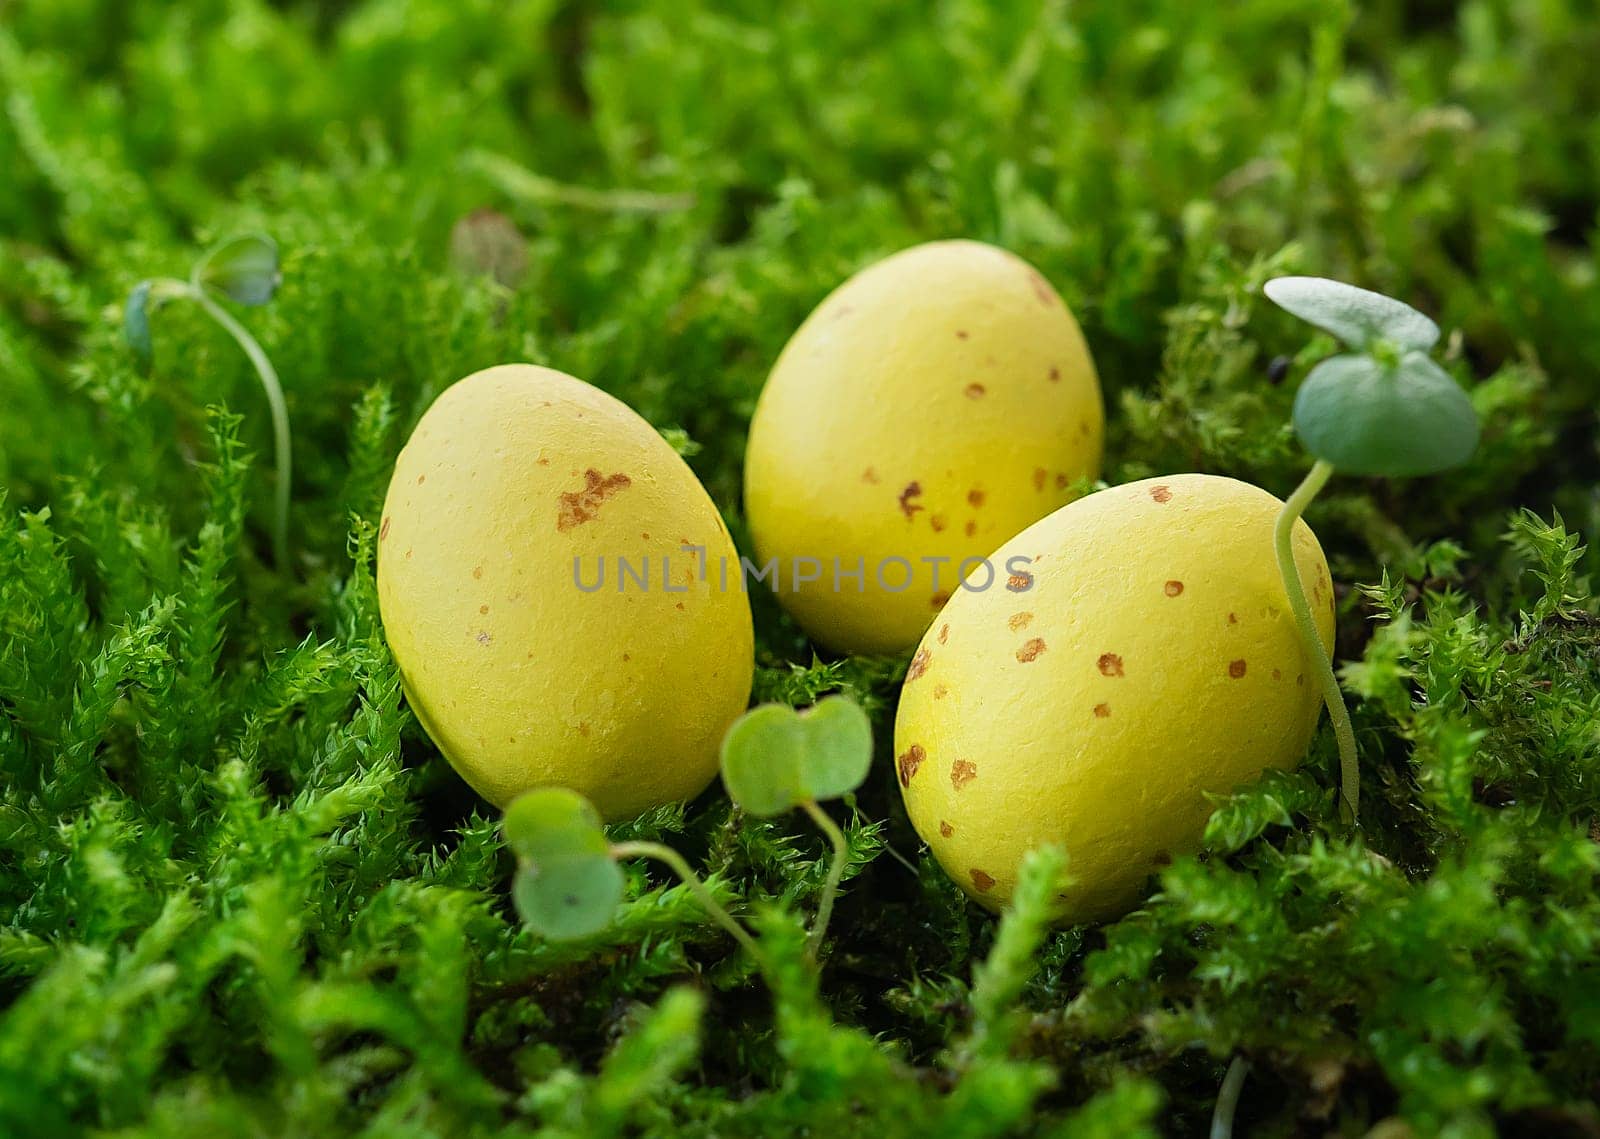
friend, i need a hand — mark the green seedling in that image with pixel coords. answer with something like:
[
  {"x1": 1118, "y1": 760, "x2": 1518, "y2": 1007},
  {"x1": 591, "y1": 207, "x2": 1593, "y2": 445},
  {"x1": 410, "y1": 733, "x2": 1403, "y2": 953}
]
[
  {"x1": 502, "y1": 696, "x2": 872, "y2": 962},
  {"x1": 502, "y1": 787, "x2": 759, "y2": 956},
  {"x1": 1264, "y1": 276, "x2": 1480, "y2": 823},
  {"x1": 719, "y1": 695, "x2": 872, "y2": 958},
  {"x1": 1210, "y1": 1056, "x2": 1250, "y2": 1139},
  {"x1": 126, "y1": 234, "x2": 291, "y2": 567}
]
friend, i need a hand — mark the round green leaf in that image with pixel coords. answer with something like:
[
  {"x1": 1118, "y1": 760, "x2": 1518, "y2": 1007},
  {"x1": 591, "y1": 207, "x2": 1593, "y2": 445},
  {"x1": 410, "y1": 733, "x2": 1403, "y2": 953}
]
[
  {"x1": 1264, "y1": 276, "x2": 1439, "y2": 352},
  {"x1": 194, "y1": 234, "x2": 281, "y2": 306},
  {"x1": 1292, "y1": 352, "x2": 1479, "y2": 477},
  {"x1": 502, "y1": 787, "x2": 609, "y2": 862},
  {"x1": 721, "y1": 704, "x2": 808, "y2": 816},
  {"x1": 792, "y1": 695, "x2": 872, "y2": 802},
  {"x1": 512, "y1": 858, "x2": 623, "y2": 940},
  {"x1": 720, "y1": 696, "x2": 873, "y2": 817}
]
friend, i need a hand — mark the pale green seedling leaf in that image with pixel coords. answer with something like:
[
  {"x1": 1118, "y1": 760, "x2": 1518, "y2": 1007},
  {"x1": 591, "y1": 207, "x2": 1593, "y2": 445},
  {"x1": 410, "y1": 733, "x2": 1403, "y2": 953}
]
[
  {"x1": 793, "y1": 695, "x2": 872, "y2": 802},
  {"x1": 721, "y1": 703, "x2": 808, "y2": 816},
  {"x1": 1292, "y1": 352, "x2": 1479, "y2": 477},
  {"x1": 502, "y1": 788, "x2": 622, "y2": 940},
  {"x1": 1265, "y1": 276, "x2": 1439, "y2": 352},
  {"x1": 512, "y1": 860, "x2": 624, "y2": 941},
  {"x1": 502, "y1": 787, "x2": 610, "y2": 861},
  {"x1": 194, "y1": 234, "x2": 281, "y2": 305},
  {"x1": 720, "y1": 695, "x2": 873, "y2": 816}
]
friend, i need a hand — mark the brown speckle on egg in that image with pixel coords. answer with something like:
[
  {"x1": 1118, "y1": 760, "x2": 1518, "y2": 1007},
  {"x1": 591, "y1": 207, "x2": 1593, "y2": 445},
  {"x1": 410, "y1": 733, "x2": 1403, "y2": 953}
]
[
  {"x1": 897, "y1": 744, "x2": 926, "y2": 787},
  {"x1": 557, "y1": 468, "x2": 633, "y2": 531}
]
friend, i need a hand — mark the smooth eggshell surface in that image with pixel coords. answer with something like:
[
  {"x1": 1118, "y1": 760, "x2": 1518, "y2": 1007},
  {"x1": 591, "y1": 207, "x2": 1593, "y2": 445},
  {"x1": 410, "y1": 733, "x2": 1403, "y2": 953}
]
[
  {"x1": 894, "y1": 474, "x2": 1335, "y2": 923},
  {"x1": 743, "y1": 240, "x2": 1103, "y2": 655},
  {"x1": 377, "y1": 364, "x2": 754, "y2": 821}
]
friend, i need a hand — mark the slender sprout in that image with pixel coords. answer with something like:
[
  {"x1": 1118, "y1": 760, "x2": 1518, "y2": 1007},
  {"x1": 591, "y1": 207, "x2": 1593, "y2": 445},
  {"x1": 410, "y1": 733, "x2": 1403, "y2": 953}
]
[
  {"x1": 1263, "y1": 275, "x2": 1481, "y2": 828},
  {"x1": 506, "y1": 697, "x2": 873, "y2": 965},
  {"x1": 720, "y1": 695, "x2": 873, "y2": 960},
  {"x1": 189, "y1": 289, "x2": 291, "y2": 568},
  {"x1": 1275, "y1": 459, "x2": 1358, "y2": 822},
  {"x1": 505, "y1": 788, "x2": 762, "y2": 954},
  {"x1": 610, "y1": 840, "x2": 763, "y2": 959},
  {"x1": 798, "y1": 800, "x2": 848, "y2": 960},
  {"x1": 464, "y1": 149, "x2": 697, "y2": 214},
  {"x1": 1210, "y1": 1057, "x2": 1251, "y2": 1139},
  {"x1": 126, "y1": 235, "x2": 289, "y2": 568}
]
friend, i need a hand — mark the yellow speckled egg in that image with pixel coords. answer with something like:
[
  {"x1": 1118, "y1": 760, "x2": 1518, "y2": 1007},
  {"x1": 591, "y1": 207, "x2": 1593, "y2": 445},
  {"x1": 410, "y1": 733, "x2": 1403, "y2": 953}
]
[
  {"x1": 894, "y1": 474, "x2": 1335, "y2": 922},
  {"x1": 377, "y1": 364, "x2": 754, "y2": 821},
  {"x1": 743, "y1": 240, "x2": 1103, "y2": 655}
]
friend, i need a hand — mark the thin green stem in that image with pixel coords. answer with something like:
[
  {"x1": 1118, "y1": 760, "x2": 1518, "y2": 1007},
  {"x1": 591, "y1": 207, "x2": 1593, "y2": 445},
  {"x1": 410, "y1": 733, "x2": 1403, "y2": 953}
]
[
  {"x1": 1209, "y1": 1056, "x2": 1250, "y2": 1139},
  {"x1": 191, "y1": 287, "x2": 291, "y2": 569},
  {"x1": 1276, "y1": 459, "x2": 1359, "y2": 822},
  {"x1": 799, "y1": 799, "x2": 849, "y2": 960},
  {"x1": 609, "y1": 840, "x2": 762, "y2": 960}
]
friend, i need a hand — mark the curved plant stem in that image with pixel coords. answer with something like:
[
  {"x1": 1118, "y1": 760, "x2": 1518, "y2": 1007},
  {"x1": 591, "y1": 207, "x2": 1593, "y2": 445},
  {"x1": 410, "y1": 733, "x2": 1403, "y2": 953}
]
[
  {"x1": 610, "y1": 840, "x2": 762, "y2": 960},
  {"x1": 1276, "y1": 459, "x2": 1359, "y2": 823},
  {"x1": 1210, "y1": 1056, "x2": 1251, "y2": 1139},
  {"x1": 799, "y1": 799, "x2": 849, "y2": 960},
  {"x1": 191, "y1": 288, "x2": 292, "y2": 569}
]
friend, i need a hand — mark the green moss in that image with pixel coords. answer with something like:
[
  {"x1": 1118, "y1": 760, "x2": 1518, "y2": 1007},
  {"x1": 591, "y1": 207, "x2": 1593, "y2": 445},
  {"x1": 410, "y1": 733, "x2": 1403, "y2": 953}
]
[{"x1": 1, "y1": 1, "x2": 1597, "y2": 1135}]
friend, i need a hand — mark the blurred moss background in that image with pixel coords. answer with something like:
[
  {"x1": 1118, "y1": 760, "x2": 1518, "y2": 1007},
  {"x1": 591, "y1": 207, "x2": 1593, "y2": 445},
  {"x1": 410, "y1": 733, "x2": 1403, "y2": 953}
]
[{"x1": 1, "y1": 1, "x2": 1597, "y2": 1136}]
